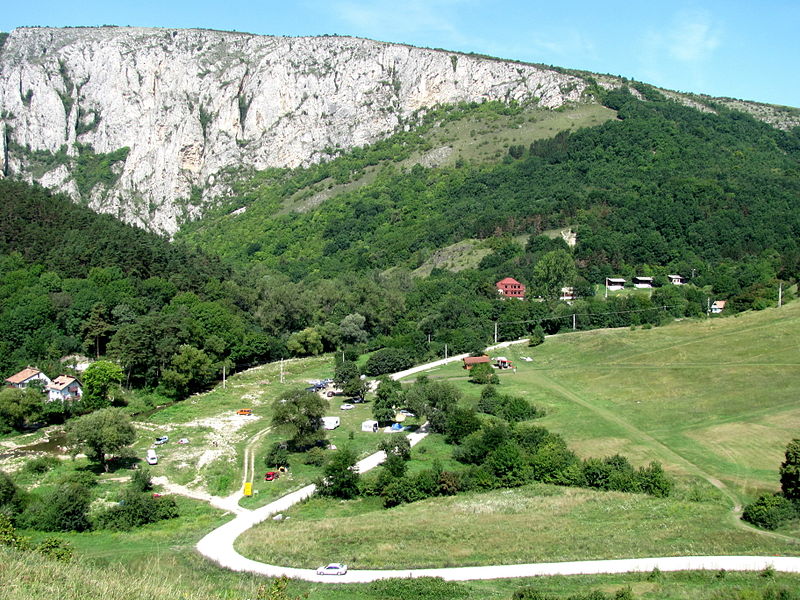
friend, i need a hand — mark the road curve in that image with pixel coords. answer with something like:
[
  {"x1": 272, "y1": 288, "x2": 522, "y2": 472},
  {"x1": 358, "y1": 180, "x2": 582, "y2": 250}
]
[{"x1": 196, "y1": 343, "x2": 800, "y2": 583}]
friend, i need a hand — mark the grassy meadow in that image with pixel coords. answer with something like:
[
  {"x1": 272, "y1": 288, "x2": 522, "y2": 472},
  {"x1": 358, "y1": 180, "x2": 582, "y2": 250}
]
[{"x1": 237, "y1": 303, "x2": 800, "y2": 568}]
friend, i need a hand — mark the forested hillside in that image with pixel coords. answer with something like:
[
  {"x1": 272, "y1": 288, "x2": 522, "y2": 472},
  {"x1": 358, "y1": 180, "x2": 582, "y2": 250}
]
[{"x1": 181, "y1": 88, "x2": 800, "y2": 285}]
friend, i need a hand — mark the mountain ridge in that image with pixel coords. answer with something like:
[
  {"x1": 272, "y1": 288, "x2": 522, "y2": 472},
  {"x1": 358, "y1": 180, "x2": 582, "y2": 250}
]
[{"x1": 0, "y1": 26, "x2": 798, "y2": 235}]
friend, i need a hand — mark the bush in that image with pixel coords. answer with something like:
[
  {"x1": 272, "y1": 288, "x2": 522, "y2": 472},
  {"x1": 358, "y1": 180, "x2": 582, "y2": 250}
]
[
  {"x1": 55, "y1": 470, "x2": 97, "y2": 488},
  {"x1": 528, "y1": 324, "x2": 546, "y2": 347},
  {"x1": 368, "y1": 576, "x2": 469, "y2": 600},
  {"x1": 94, "y1": 489, "x2": 178, "y2": 530},
  {"x1": 22, "y1": 456, "x2": 61, "y2": 474},
  {"x1": 382, "y1": 477, "x2": 425, "y2": 508},
  {"x1": 129, "y1": 467, "x2": 153, "y2": 493},
  {"x1": 303, "y1": 447, "x2": 327, "y2": 466},
  {"x1": 469, "y1": 362, "x2": 498, "y2": 385},
  {"x1": 36, "y1": 537, "x2": 73, "y2": 562},
  {"x1": 24, "y1": 483, "x2": 92, "y2": 532},
  {"x1": 444, "y1": 407, "x2": 482, "y2": 445},
  {"x1": 265, "y1": 443, "x2": 290, "y2": 469},
  {"x1": 0, "y1": 471, "x2": 24, "y2": 518},
  {"x1": 742, "y1": 493, "x2": 797, "y2": 530}
]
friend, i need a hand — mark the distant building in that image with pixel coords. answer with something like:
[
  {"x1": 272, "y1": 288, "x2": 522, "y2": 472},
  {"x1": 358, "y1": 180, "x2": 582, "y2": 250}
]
[
  {"x1": 632, "y1": 276, "x2": 654, "y2": 289},
  {"x1": 495, "y1": 357, "x2": 513, "y2": 369},
  {"x1": 668, "y1": 274, "x2": 686, "y2": 286},
  {"x1": 496, "y1": 277, "x2": 526, "y2": 300},
  {"x1": 46, "y1": 375, "x2": 83, "y2": 402},
  {"x1": 605, "y1": 278, "x2": 626, "y2": 291},
  {"x1": 4, "y1": 367, "x2": 51, "y2": 389},
  {"x1": 463, "y1": 355, "x2": 491, "y2": 370},
  {"x1": 559, "y1": 287, "x2": 577, "y2": 301},
  {"x1": 710, "y1": 300, "x2": 727, "y2": 314}
]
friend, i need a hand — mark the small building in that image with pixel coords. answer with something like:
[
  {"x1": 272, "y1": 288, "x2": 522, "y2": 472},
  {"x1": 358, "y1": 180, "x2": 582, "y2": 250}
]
[
  {"x1": 361, "y1": 420, "x2": 379, "y2": 433},
  {"x1": 668, "y1": 274, "x2": 686, "y2": 286},
  {"x1": 46, "y1": 375, "x2": 82, "y2": 402},
  {"x1": 463, "y1": 355, "x2": 491, "y2": 370},
  {"x1": 605, "y1": 278, "x2": 626, "y2": 291},
  {"x1": 496, "y1": 277, "x2": 526, "y2": 300},
  {"x1": 4, "y1": 367, "x2": 51, "y2": 389},
  {"x1": 495, "y1": 357, "x2": 513, "y2": 369},
  {"x1": 710, "y1": 300, "x2": 727, "y2": 314},
  {"x1": 632, "y1": 276, "x2": 654, "y2": 289},
  {"x1": 322, "y1": 416, "x2": 340, "y2": 430},
  {"x1": 559, "y1": 287, "x2": 577, "y2": 301}
]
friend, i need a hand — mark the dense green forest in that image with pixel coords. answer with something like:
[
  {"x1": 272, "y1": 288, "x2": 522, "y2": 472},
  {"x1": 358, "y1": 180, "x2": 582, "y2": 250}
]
[
  {"x1": 1, "y1": 87, "x2": 798, "y2": 430},
  {"x1": 181, "y1": 88, "x2": 800, "y2": 284}
]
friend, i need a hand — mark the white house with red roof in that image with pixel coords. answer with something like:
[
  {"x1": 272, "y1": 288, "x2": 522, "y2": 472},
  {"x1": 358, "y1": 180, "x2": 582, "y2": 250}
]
[
  {"x1": 46, "y1": 375, "x2": 83, "y2": 402},
  {"x1": 4, "y1": 367, "x2": 51, "y2": 389},
  {"x1": 496, "y1": 277, "x2": 526, "y2": 299}
]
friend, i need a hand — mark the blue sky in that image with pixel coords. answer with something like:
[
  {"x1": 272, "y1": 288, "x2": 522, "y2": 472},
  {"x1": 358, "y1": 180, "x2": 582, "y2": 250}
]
[{"x1": 2, "y1": 1, "x2": 798, "y2": 107}]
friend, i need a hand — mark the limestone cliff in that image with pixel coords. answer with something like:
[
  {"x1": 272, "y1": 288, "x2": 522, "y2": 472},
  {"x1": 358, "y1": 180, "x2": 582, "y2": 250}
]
[
  {"x1": 0, "y1": 27, "x2": 592, "y2": 234},
  {"x1": 1, "y1": 27, "x2": 797, "y2": 234}
]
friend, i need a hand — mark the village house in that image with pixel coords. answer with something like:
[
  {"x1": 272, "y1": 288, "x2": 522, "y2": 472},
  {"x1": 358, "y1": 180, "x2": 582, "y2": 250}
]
[
  {"x1": 559, "y1": 287, "x2": 577, "y2": 301},
  {"x1": 46, "y1": 375, "x2": 83, "y2": 402},
  {"x1": 496, "y1": 277, "x2": 526, "y2": 300},
  {"x1": 4, "y1": 367, "x2": 52, "y2": 389},
  {"x1": 632, "y1": 276, "x2": 654, "y2": 289},
  {"x1": 710, "y1": 300, "x2": 727, "y2": 314},
  {"x1": 668, "y1": 274, "x2": 686, "y2": 286},
  {"x1": 605, "y1": 277, "x2": 626, "y2": 291},
  {"x1": 463, "y1": 355, "x2": 491, "y2": 370}
]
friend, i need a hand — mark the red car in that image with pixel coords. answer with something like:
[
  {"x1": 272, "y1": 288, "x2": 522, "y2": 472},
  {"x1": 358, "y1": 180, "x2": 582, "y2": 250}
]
[{"x1": 264, "y1": 471, "x2": 277, "y2": 481}]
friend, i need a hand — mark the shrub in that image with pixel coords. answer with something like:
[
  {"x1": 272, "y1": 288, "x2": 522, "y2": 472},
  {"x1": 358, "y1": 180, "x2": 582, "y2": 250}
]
[
  {"x1": 25, "y1": 483, "x2": 92, "y2": 532},
  {"x1": 303, "y1": 447, "x2": 327, "y2": 466},
  {"x1": 56, "y1": 470, "x2": 97, "y2": 488},
  {"x1": 36, "y1": 537, "x2": 73, "y2": 562},
  {"x1": 528, "y1": 324, "x2": 546, "y2": 347},
  {"x1": 129, "y1": 467, "x2": 153, "y2": 493},
  {"x1": 94, "y1": 490, "x2": 178, "y2": 530},
  {"x1": 316, "y1": 446, "x2": 359, "y2": 499},
  {"x1": 382, "y1": 477, "x2": 424, "y2": 508},
  {"x1": 438, "y1": 470, "x2": 462, "y2": 496},
  {"x1": 265, "y1": 443, "x2": 290, "y2": 469},
  {"x1": 636, "y1": 462, "x2": 672, "y2": 497},
  {"x1": 368, "y1": 576, "x2": 469, "y2": 600},
  {"x1": 0, "y1": 471, "x2": 24, "y2": 517},
  {"x1": 412, "y1": 469, "x2": 440, "y2": 498},
  {"x1": 469, "y1": 362, "x2": 498, "y2": 385},
  {"x1": 22, "y1": 456, "x2": 61, "y2": 474},
  {"x1": 444, "y1": 407, "x2": 482, "y2": 445},
  {"x1": 742, "y1": 493, "x2": 796, "y2": 530}
]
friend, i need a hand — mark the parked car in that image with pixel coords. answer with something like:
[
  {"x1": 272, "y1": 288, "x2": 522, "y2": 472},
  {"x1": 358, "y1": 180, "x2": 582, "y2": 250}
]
[
  {"x1": 264, "y1": 471, "x2": 277, "y2": 481},
  {"x1": 154, "y1": 436, "x2": 169, "y2": 445},
  {"x1": 178, "y1": 438, "x2": 189, "y2": 444},
  {"x1": 339, "y1": 403, "x2": 355, "y2": 410},
  {"x1": 146, "y1": 449, "x2": 158, "y2": 465},
  {"x1": 316, "y1": 563, "x2": 347, "y2": 576},
  {"x1": 236, "y1": 408, "x2": 253, "y2": 416}
]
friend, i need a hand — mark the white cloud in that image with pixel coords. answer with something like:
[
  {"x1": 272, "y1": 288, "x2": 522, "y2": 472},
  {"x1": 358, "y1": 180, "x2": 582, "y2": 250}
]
[
  {"x1": 667, "y1": 10, "x2": 721, "y2": 62},
  {"x1": 332, "y1": 0, "x2": 473, "y2": 45}
]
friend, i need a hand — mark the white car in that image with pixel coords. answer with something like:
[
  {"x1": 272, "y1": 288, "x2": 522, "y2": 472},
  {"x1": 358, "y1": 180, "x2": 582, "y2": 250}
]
[
  {"x1": 316, "y1": 563, "x2": 348, "y2": 576},
  {"x1": 340, "y1": 403, "x2": 355, "y2": 410}
]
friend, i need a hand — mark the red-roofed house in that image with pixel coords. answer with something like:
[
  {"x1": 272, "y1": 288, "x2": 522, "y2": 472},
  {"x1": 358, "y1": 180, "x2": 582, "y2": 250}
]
[
  {"x1": 710, "y1": 300, "x2": 727, "y2": 314},
  {"x1": 463, "y1": 355, "x2": 491, "y2": 370},
  {"x1": 46, "y1": 375, "x2": 83, "y2": 402},
  {"x1": 496, "y1": 277, "x2": 526, "y2": 300},
  {"x1": 5, "y1": 368, "x2": 51, "y2": 389}
]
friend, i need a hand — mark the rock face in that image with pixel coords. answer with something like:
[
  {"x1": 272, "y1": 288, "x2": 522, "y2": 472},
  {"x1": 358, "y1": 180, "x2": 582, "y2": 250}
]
[{"x1": 0, "y1": 27, "x2": 590, "y2": 234}]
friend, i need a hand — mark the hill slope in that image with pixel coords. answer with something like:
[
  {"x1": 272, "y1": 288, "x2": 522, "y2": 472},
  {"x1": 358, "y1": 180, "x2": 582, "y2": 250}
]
[{"x1": 1, "y1": 27, "x2": 798, "y2": 234}]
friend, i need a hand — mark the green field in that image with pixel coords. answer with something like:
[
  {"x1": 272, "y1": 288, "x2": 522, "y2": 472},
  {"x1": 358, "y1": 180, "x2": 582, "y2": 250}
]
[{"x1": 237, "y1": 303, "x2": 800, "y2": 568}]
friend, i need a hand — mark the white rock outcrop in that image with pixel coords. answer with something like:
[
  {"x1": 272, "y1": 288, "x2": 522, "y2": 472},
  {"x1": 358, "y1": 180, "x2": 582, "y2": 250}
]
[{"x1": 0, "y1": 27, "x2": 590, "y2": 234}]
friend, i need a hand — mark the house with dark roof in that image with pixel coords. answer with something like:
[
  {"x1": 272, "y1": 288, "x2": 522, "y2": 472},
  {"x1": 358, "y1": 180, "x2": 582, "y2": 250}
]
[{"x1": 496, "y1": 277, "x2": 526, "y2": 299}]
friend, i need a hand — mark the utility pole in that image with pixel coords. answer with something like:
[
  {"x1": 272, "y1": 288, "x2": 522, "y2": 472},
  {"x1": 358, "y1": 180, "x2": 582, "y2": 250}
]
[
  {"x1": 572, "y1": 313, "x2": 576, "y2": 331},
  {"x1": 604, "y1": 277, "x2": 608, "y2": 299},
  {"x1": 494, "y1": 321, "x2": 498, "y2": 344},
  {"x1": 444, "y1": 344, "x2": 448, "y2": 359},
  {"x1": 779, "y1": 282, "x2": 783, "y2": 308},
  {"x1": 223, "y1": 365, "x2": 226, "y2": 389},
  {"x1": 280, "y1": 358, "x2": 284, "y2": 384}
]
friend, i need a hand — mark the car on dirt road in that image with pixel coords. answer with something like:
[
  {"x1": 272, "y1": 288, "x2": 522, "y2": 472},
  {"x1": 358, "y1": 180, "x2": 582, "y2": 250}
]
[
  {"x1": 264, "y1": 471, "x2": 278, "y2": 481},
  {"x1": 316, "y1": 563, "x2": 347, "y2": 575},
  {"x1": 154, "y1": 436, "x2": 169, "y2": 445}
]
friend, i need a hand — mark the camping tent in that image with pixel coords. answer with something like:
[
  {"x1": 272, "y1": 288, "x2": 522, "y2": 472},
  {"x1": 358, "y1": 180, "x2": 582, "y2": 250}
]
[{"x1": 361, "y1": 420, "x2": 379, "y2": 432}]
